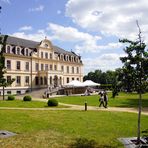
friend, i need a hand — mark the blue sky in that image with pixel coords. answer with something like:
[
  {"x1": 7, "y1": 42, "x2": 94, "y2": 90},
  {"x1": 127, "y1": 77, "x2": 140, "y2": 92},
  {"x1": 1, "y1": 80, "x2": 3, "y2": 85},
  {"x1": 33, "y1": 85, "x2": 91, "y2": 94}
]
[{"x1": 1, "y1": 0, "x2": 148, "y2": 74}]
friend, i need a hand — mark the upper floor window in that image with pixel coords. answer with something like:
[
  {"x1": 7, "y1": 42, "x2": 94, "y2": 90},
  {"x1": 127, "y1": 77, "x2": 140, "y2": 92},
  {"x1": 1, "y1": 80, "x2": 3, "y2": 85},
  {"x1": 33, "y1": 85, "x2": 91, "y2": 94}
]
[
  {"x1": 25, "y1": 62, "x2": 29, "y2": 71},
  {"x1": 41, "y1": 52, "x2": 43, "y2": 58},
  {"x1": 16, "y1": 61, "x2": 21, "y2": 70},
  {"x1": 45, "y1": 52, "x2": 48, "y2": 59},
  {"x1": 35, "y1": 63, "x2": 39, "y2": 71},
  {"x1": 72, "y1": 67, "x2": 74, "y2": 74},
  {"x1": 77, "y1": 67, "x2": 79, "y2": 74},
  {"x1": 50, "y1": 64, "x2": 52, "y2": 70},
  {"x1": 41, "y1": 64, "x2": 44, "y2": 71},
  {"x1": 45, "y1": 64, "x2": 48, "y2": 71},
  {"x1": 67, "y1": 66, "x2": 69, "y2": 73},
  {"x1": 7, "y1": 46, "x2": 11, "y2": 54},
  {"x1": 54, "y1": 65, "x2": 57, "y2": 71},
  {"x1": 7, "y1": 60, "x2": 11, "y2": 70},
  {"x1": 61, "y1": 65, "x2": 64, "y2": 71},
  {"x1": 50, "y1": 53, "x2": 52, "y2": 59}
]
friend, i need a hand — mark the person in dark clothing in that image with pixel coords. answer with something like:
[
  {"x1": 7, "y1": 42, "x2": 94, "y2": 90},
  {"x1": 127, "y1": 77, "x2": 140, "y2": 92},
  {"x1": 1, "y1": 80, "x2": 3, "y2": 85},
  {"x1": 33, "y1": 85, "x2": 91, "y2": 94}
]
[
  {"x1": 103, "y1": 91, "x2": 108, "y2": 108},
  {"x1": 99, "y1": 92, "x2": 105, "y2": 107}
]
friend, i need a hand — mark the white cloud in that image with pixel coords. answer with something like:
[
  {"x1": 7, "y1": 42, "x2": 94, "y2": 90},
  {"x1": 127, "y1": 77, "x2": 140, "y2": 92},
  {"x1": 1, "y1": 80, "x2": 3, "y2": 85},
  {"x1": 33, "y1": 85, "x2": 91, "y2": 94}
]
[
  {"x1": 19, "y1": 26, "x2": 33, "y2": 31},
  {"x1": 66, "y1": 0, "x2": 148, "y2": 40},
  {"x1": 57, "y1": 10, "x2": 61, "y2": 14},
  {"x1": 83, "y1": 53, "x2": 124, "y2": 73},
  {"x1": 47, "y1": 23, "x2": 103, "y2": 53},
  {"x1": 29, "y1": 5, "x2": 44, "y2": 12},
  {"x1": 12, "y1": 30, "x2": 49, "y2": 42}
]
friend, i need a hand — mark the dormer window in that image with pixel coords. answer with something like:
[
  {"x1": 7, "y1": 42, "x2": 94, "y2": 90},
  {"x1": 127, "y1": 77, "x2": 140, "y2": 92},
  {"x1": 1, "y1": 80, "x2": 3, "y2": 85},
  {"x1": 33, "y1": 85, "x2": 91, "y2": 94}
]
[
  {"x1": 7, "y1": 46, "x2": 11, "y2": 54},
  {"x1": 60, "y1": 54, "x2": 64, "y2": 61},
  {"x1": 26, "y1": 48, "x2": 29, "y2": 56},
  {"x1": 16, "y1": 47, "x2": 20, "y2": 55},
  {"x1": 71, "y1": 56, "x2": 74, "y2": 62},
  {"x1": 66, "y1": 55, "x2": 69, "y2": 61}
]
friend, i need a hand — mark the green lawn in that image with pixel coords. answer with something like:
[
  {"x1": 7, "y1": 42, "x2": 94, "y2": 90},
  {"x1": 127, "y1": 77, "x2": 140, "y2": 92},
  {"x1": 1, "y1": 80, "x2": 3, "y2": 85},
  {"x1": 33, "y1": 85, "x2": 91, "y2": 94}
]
[
  {"x1": 56, "y1": 92, "x2": 148, "y2": 108},
  {"x1": 0, "y1": 110, "x2": 148, "y2": 147},
  {"x1": 0, "y1": 100, "x2": 67, "y2": 108}
]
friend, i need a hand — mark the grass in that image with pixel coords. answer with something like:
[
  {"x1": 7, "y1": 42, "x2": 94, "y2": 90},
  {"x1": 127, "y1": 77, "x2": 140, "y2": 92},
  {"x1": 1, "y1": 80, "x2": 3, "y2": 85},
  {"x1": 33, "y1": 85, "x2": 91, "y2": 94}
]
[
  {"x1": 0, "y1": 110, "x2": 148, "y2": 147},
  {"x1": 55, "y1": 92, "x2": 148, "y2": 108},
  {"x1": 0, "y1": 100, "x2": 67, "y2": 108}
]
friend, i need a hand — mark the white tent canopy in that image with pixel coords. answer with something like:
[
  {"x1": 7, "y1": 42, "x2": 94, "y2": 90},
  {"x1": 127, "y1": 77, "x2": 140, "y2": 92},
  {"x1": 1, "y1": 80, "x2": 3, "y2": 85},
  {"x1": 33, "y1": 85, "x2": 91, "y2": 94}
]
[
  {"x1": 64, "y1": 80, "x2": 100, "y2": 87},
  {"x1": 64, "y1": 80, "x2": 84, "y2": 87},
  {"x1": 83, "y1": 80, "x2": 100, "y2": 86}
]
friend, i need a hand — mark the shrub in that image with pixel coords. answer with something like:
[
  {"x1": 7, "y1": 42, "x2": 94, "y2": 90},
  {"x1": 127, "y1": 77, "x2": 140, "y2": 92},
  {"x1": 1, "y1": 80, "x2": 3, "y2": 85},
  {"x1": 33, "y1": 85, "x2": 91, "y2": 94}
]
[
  {"x1": 47, "y1": 99, "x2": 58, "y2": 106},
  {"x1": 7, "y1": 95, "x2": 15, "y2": 101},
  {"x1": 23, "y1": 95, "x2": 32, "y2": 101}
]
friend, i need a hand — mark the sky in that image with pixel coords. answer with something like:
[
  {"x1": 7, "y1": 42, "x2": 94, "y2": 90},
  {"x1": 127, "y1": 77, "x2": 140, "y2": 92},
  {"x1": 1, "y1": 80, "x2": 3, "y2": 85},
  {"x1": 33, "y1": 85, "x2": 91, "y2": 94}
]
[{"x1": 0, "y1": 0, "x2": 148, "y2": 74}]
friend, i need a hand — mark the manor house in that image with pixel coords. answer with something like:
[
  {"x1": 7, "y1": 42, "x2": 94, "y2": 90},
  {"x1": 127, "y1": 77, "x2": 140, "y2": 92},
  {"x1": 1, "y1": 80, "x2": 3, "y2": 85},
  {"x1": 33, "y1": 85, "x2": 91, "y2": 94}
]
[{"x1": 0, "y1": 35, "x2": 83, "y2": 95}]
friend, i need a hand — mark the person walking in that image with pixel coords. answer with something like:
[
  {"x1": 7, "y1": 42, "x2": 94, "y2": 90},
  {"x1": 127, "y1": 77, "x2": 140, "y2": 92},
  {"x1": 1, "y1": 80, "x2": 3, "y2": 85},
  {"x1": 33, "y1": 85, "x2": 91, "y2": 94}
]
[
  {"x1": 99, "y1": 91, "x2": 105, "y2": 107},
  {"x1": 103, "y1": 91, "x2": 108, "y2": 108}
]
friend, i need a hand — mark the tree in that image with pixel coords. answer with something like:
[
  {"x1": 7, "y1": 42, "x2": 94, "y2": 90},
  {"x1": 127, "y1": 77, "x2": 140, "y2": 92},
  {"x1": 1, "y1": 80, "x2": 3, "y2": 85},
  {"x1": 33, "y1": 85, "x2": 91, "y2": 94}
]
[
  {"x1": 0, "y1": 35, "x2": 15, "y2": 100},
  {"x1": 119, "y1": 21, "x2": 148, "y2": 145}
]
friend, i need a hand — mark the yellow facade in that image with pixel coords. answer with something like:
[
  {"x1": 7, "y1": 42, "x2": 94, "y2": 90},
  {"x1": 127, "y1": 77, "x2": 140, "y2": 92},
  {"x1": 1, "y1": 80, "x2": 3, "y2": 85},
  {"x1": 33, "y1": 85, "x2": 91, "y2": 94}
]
[{"x1": 0, "y1": 36, "x2": 83, "y2": 95}]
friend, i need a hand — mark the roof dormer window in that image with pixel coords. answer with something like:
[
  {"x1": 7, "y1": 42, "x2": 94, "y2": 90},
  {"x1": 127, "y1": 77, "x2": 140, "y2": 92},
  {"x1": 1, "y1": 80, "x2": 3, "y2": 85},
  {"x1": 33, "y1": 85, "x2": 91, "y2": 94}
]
[
  {"x1": 7, "y1": 45, "x2": 11, "y2": 54},
  {"x1": 16, "y1": 47, "x2": 21, "y2": 55},
  {"x1": 26, "y1": 48, "x2": 29, "y2": 56}
]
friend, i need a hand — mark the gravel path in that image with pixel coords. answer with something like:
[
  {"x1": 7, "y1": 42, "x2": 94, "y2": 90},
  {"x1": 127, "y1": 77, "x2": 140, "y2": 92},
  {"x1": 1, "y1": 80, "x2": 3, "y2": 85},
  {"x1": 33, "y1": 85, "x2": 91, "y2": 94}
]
[
  {"x1": 0, "y1": 99, "x2": 148, "y2": 115},
  {"x1": 1, "y1": 95, "x2": 148, "y2": 115}
]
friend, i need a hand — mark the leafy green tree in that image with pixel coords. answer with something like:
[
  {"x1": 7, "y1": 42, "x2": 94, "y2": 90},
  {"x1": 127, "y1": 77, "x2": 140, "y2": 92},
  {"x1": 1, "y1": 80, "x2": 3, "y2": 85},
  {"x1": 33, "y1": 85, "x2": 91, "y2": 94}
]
[
  {"x1": 0, "y1": 35, "x2": 15, "y2": 100},
  {"x1": 119, "y1": 21, "x2": 148, "y2": 144}
]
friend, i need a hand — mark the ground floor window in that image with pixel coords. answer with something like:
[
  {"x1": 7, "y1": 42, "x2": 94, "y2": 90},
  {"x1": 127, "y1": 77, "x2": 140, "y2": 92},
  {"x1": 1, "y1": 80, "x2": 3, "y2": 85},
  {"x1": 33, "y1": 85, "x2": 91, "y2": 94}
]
[
  {"x1": 16, "y1": 91, "x2": 21, "y2": 94},
  {"x1": 7, "y1": 91, "x2": 11, "y2": 95},
  {"x1": 16, "y1": 76, "x2": 21, "y2": 86},
  {"x1": 35, "y1": 76, "x2": 39, "y2": 85},
  {"x1": 25, "y1": 76, "x2": 29, "y2": 86},
  {"x1": 67, "y1": 77, "x2": 69, "y2": 83},
  {"x1": 44, "y1": 77, "x2": 47, "y2": 85}
]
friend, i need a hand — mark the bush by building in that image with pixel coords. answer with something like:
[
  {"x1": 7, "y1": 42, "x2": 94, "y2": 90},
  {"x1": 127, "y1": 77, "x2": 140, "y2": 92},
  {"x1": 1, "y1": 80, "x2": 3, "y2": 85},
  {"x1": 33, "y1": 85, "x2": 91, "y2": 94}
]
[
  {"x1": 47, "y1": 99, "x2": 58, "y2": 106},
  {"x1": 23, "y1": 95, "x2": 32, "y2": 101}
]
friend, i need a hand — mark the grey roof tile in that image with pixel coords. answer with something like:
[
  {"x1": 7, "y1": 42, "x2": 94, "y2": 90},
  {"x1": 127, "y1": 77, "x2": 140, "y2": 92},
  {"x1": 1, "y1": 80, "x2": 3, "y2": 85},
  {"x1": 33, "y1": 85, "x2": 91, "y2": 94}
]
[{"x1": 3, "y1": 35, "x2": 79, "y2": 56}]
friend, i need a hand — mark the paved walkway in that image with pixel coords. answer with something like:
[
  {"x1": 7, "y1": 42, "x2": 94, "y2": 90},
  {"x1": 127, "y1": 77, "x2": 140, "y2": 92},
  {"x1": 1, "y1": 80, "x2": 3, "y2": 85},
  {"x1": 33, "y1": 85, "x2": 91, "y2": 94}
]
[
  {"x1": 1, "y1": 94, "x2": 148, "y2": 115},
  {"x1": 0, "y1": 99, "x2": 148, "y2": 115}
]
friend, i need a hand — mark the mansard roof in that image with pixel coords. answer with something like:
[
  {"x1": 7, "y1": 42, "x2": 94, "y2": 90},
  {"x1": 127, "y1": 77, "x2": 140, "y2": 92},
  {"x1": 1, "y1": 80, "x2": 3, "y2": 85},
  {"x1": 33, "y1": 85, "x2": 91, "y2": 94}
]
[{"x1": 3, "y1": 35, "x2": 79, "y2": 57}]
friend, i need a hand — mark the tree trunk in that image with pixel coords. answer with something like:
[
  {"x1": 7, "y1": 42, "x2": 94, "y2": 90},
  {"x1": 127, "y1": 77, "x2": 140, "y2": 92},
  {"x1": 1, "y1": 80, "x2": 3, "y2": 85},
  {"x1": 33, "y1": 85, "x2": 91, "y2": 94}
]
[{"x1": 2, "y1": 86, "x2": 4, "y2": 100}]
